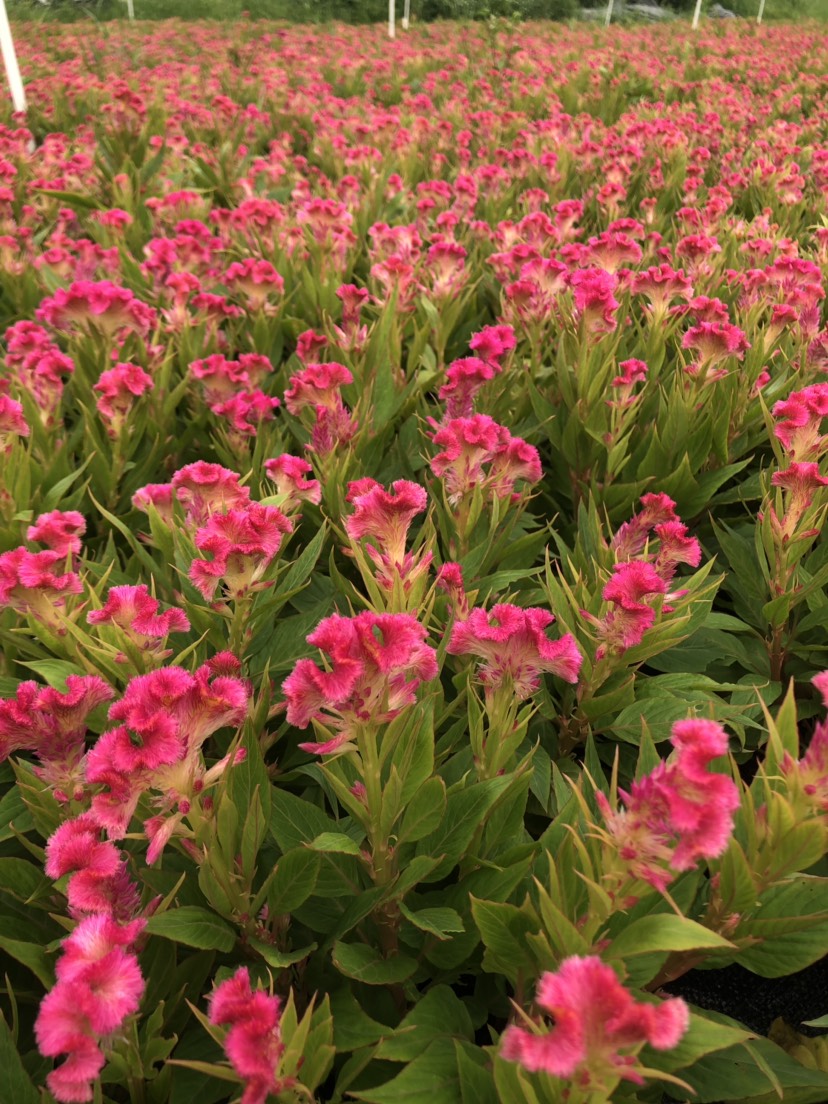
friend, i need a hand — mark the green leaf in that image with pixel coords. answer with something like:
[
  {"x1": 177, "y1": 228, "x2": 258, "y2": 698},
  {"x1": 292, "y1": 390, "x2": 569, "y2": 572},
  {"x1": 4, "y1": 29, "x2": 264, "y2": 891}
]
[
  {"x1": 398, "y1": 776, "x2": 447, "y2": 843},
  {"x1": 0, "y1": 1013, "x2": 40, "y2": 1104},
  {"x1": 309, "y1": 832, "x2": 363, "y2": 855},
  {"x1": 607, "y1": 915, "x2": 735, "y2": 959},
  {"x1": 399, "y1": 903, "x2": 465, "y2": 941},
  {"x1": 352, "y1": 1039, "x2": 460, "y2": 1103},
  {"x1": 470, "y1": 897, "x2": 538, "y2": 983},
  {"x1": 145, "y1": 907, "x2": 235, "y2": 952},
  {"x1": 331, "y1": 941, "x2": 417, "y2": 985},
  {"x1": 376, "y1": 986, "x2": 474, "y2": 1062},
  {"x1": 267, "y1": 848, "x2": 320, "y2": 915},
  {"x1": 416, "y1": 774, "x2": 521, "y2": 880},
  {"x1": 247, "y1": 938, "x2": 317, "y2": 968}
]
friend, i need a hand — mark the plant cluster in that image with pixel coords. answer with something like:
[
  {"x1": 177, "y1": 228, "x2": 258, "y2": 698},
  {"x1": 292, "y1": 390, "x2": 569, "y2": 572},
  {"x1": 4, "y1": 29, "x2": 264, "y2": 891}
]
[{"x1": 0, "y1": 18, "x2": 828, "y2": 1104}]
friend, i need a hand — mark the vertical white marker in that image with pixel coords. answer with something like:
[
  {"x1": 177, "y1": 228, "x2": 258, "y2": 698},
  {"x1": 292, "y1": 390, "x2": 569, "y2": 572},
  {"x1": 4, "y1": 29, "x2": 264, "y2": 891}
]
[{"x1": 0, "y1": 0, "x2": 26, "y2": 116}]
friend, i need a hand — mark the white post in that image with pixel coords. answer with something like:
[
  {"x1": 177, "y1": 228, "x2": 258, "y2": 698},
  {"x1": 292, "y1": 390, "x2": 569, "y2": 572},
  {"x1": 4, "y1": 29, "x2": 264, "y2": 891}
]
[
  {"x1": 604, "y1": 0, "x2": 614, "y2": 24},
  {"x1": 756, "y1": 0, "x2": 766, "y2": 21},
  {"x1": 691, "y1": 0, "x2": 703, "y2": 28},
  {"x1": 402, "y1": 0, "x2": 410, "y2": 30},
  {"x1": 388, "y1": 0, "x2": 396, "y2": 38},
  {"x1": 0, "y1": 0, "x2": 25, "y2": 116},
  {"x1": 126, "y1": 0, "x2": 135, "y2": 18}
]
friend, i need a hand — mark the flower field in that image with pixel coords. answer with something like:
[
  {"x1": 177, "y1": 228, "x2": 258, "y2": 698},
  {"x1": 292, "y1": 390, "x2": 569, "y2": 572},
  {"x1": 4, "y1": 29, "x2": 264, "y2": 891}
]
[{"x1": 1, "y1": 16, "x2": 828, "y2": 1104}]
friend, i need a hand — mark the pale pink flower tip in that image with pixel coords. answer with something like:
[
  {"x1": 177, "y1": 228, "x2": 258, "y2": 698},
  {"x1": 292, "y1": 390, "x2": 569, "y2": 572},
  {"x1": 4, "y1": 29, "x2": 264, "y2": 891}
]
[
  {"x1": 209, "y1": 967, "x2": 284, "y2": 1104},
  {"x1": 501, "y1": 956, "x2": 688, "y2": 1086},
  {"x1": 27, "y1": 510, "x2": 86, "y2": 556}
]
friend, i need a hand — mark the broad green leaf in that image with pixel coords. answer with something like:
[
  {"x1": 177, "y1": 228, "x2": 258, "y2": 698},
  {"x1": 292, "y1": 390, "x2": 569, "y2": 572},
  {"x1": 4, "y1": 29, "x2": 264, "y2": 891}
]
[
  {"x1": 0, "y1": 1013, "x2": 40, "y2": 1104},
  {"x1": 267, "y1": 848, "x2": 320, "y2": 914},
  {"x1": 332, "y1": 941, "x2": 417, "y2": 985},
  {"x1": 145, "y1": 907, "x2": 235, "y2": 952},
  {"x1": 399, "y1": 903, "x2": 465, "y2": 941},
  {"x1": 352, "y1": 1039, "x2": 460, "y2": 1103},
  {"x1": 309, "y1": 832, "x2": 362, "y2": 855},
  {"x1": 607, "y1": 915, "x2": 734, "y2": 960},
  {"x1": 398, "y1": 776, "x2": 447, "y2": 843}
]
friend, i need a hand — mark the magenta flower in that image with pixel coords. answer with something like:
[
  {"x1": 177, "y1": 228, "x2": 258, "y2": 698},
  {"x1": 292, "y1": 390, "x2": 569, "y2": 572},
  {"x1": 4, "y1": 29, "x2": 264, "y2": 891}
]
[
  {"x1": 87, "y1": 584, "x2": 190, "y2": 659},
  {"x1": 345, "y1": 478, "x2": 430, "y2": 591},
  {"x1": 93, "y1": 363, "x2": 153, "y2": 436},
  {"x1": 593, "y1": 560, "x2": 668, "y2": 660},
  {"x1": 630, "y1": 264, "x2": 693, "y2": 316},
  {"x1": 611, "y1": 493, "x2": 679, "y2": 561},
  {"x1": 0, "y1": 547, "x2": 83, "y2": 632},
  {"x1": 264, "y1": 454, "x2": 322, "y2": 512},
  {"x1": 208, "y1": 968, "x2": 286, "y2": 1104},
  {"x1": 468, "y1": 322, "x2": 516, "y2": 366},
  {"x1": 439, "y1": 357, "x2": 498, "y2": 419},
  {"x1": 283, "y1": 612, "x2": 438, "y2": 754},
  {"x1": 501, "y1": 956, "x2": 688, "y2": 1088},
  {"x1": 569, "y1": 267, "x2": 620, "y2": 334},
  {"x1": 0, "y1": 394, "x2": 29, "y2": 447},
  {"x1": 597, "y1": 718, "x2": 740, "y2": 891},
  {"x1": 448, "y1": 604, "x2": 581, "y2": 698},
  {"x1": 431, "y1": 415, "x2": 541, "y2": 505},
  {"x1": 284, "y1": 362, "x2": 356, "y2": 455},
  {"x1": 224, "y1": 257, "x2": 284, "y2": 312},
  {"x1": 169, "y1": 461, "x2": 251, "y2": 526},
  {"x1": 770, "y1": 462, "x2": 828, "y2": 540},
  {"x1": 610, "y1": 359, "x2": 648, "y2": 407},
  {"x1": 682, "y1": 321, "x2": 749, "y2": 376},
  {"x1": 189, "y1": 501, "x2": 292, "y2": 600},
  {"x1": 36, "y1": 279, "x2": 156, "y2": 338},
  {"x1": 772, "y1": 384, "x2": 828, "y2": 461},
  {"x1": 27, "y1": 510, "x2": 86, "y2": 556},
  {"x1": 45, "y1": 814, "x2": 140, "y2": 921},
  {"x1": 211, "y1": 390, "x2": 281, "y2": 439},
  {"x1": 781, "y1": 671, "x2": 828, "y2": 812}
]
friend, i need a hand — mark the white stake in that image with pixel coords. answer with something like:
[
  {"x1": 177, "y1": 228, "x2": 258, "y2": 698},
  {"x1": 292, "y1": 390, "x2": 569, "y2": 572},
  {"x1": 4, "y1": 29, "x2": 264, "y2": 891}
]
[
  {"x1": 757, "y1": 0, "x2": 766, "y2": 22},
  {"x1": 604, "y1": 0, "x2": 614, "y2": 25},
  {"x1": 402, "y1": 0, "x2": 410, "y2": 30},
  {"x1": 0, "y1": 0, "x2": 25, "y2": 116},
  {"x1": 126, "y1": 0, "x2": 135, "y2": 18},
  {"x1": 691, "y1": 0, "x2": 703, "y2": 28},
  {"x1": 389, "y1": 0, "x2": 396, "y2": 38}
]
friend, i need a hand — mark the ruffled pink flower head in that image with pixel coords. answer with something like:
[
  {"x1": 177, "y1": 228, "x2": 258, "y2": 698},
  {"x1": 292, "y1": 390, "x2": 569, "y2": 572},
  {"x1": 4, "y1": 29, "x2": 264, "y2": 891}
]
[
  {"x1": 224, "y1": 257, "x2": 284, "y2": 312},
  {"x1": 448, "y1": 604, "x2": 581, "y2": 699},
  {"x1": 211, "y1": 390, "x2": 281, "y2": 439},
  {"x1": 770, "y1": 462, "x2": 828, "y2": 540},
  {"x1": 36, "y1": 910, "x2": 145, "y2": 1103},
  {"x1": 209, "y1": 967, "x2": 286, "y2": 1104},
  {"x1": 131, "y1": 482, "x2": 175, "y2": 525},
  {"x1": 27, "y1": 510, "x2": 86, "y2": 557},
  {"x1": 597, "y1": 718, "x2": 739, "y2": 890},
  {"x1": 780, "y1": 671, "x2": 828, "y2": 812},
  {"x1": 682, "y1": 321, "x2": 749, "y2": 376},
  {"x1": 610, "y1": 359, "x2": 648, "y2": 408},
  {"x1": 88, "y1": 584, "x2": 190, "y2": 658},
  {"x1": 189, "y1": 501, "x2": 292, "y2": 600},
  {"x1": 337, "y1": 283, "x2": 370, "y2": 326},
  {"x1": 169, "y1": 461, "x2": 251, "y2": 526},
  {"x1": 93, "y1": 363, "x2": 153, "y2": 437},
  {"x1": 501, "y1": 956, "x2": 688, "y2": 1088},
  {"x1": 772, "y1": 383, "x2": 828, "y2": 462},
  {"x1": 593, "y1": 560, "x2": 668, "y2": 660},
  {"x1": 469, "y1": 323, "x2": 516, "y2": 367},
  {"x1": 430, "y1": 415, "x2": 541, "y2": 505},
  {"x1": 439, "y1": 357, "x2": 498, "y2": 420},
  {"x1": 426, "y1": 240, "x2": 467, "y2": 298},
  {"x1": 569, "y1": 267, "x2": 620, "y2": 335},
  {"x1": 264, "y1": 454, "x2": 322, "y2": 513},
  {"x1": 189, "y1": 354, "x2": 251, "y2": 405},
  {"x1": 284, "y1": 362, "x2": 357, "y2": 455},
  {"x1": 36, "y1": 280, "x2": 157, "y2": 338},
  {"x1": 345, "y1": 478, "x2": 430, "y2": 591},
  {"x1": 652, "y1": 521, "x2": 702, "y2": 583},
  {"x1": 630, "y1": 264, "x2": 693, "y2": 316},
  {"x1": 5, "y1": 327, "x2": 75, "y2": 428},
  {"x1": 44, "y1": 813, "x2": 140, "y2": 920},
  {"x1": 0, "y1": 394, "x2": 29, "y2": 448},
  {"x1": 585, "y1": 230, "x2": 643, "y2": 273},
  {"x1": 0, "y1": 676, "x2": 113, "y2": 801},
  {"x1": 283, "y1": 611, "x2": 438, "y2": 754},
  {"x1": 611, "y1": 493, "x2": 679, "y2": 561},
  {"x1": 295, "y1": 329, "x2": 328, "y2": 365},
  {"x1": 436, "y1": 561, "x2": 469, "y2": 620},
  {"x1": 0, "y1": 547, "x2": 82, "y2": 632}
]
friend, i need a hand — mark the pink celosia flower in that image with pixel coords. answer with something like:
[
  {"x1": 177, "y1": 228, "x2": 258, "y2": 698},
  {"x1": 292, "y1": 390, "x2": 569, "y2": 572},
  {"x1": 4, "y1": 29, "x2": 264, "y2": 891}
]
[
  {"x1": 36, "y1": 913, "x2": 145, "y2": 1104},
  {"x1": 448, "y1": 604, "x2": 581, "y2": 698},
  {"x1": 284, "y1": 362, "x2": 357, "y2": 454},
  {"x1": 630, "y1": 264, "x2": 693, "y2": 317},
  {"x1": 87, "y1": 585, "x2": 190, "y2": 659},
  {"x1": 0, "y1": 394, "x2": 29, "y2": 447},
  {"x1": 169, "y1": 462, "x2": 251, "y2": 526},
  {"x1": 190, "y1": 353, "x2": 271, "y2": 405},
  {"x1": 0, "y1": 547, "x2": 82, "y2": 632},
  {"x1": 0, "y1": 676, "x2": 113, "y2": 801},
  {"x1": 45, "y1": 814, "x2": 140, "y2": 920},
  {"x1": 468, "y1": 323, "x2": 516, "y2": 366},
  {"x1": 189, "y1": 501, "x2": 292, "y2": 600},
  {"x1": 224, "y1": 257, "x2": 284, "y2": 311},
  {"x1": 772, "y1": 384, "x2": 828, "y2": 461},
  {"x1": 569, "y1": 267, "x2": 619, "y2": 334},
  {"x1": 263, "y1": 454, "x2": 322, "y2": 512},
  {"x1": 610, "y1": 359, "x2": 648, "y2": 407},
  {"x1": 208, "y1": 967, "x2": 286, "y2": 1104},
  {"x1": 611, "y1": 494, "x2": 679, "y2": 560},
  {"x1": 283, "y1": 612, "x2": 438, "y2": 754},
  {"x1": 27, "y1": 510, "x2": 86, "y2": 556},
  {"x1": 501, "y1": 956, "x2": 688, "y2": 1088},
  {"x1": 344, "y1": 478, "x2": 430, "y2": 591},
  {"x1": 439, "y1": 357, "x2": 498, "y2": 419},
  {"x1": 93, "y1": 363, "x2": 153, "y2": 436},
  {"x1": 770, "y1": 463, "x2": 828, "y2": 540},
  {"x1": 781, "y1": 672, "x2": 828, "y2": 812},
  {"x1": 431, "y1": 415, "x2": 541, "y2": 505},
  {"x1": 436, "y1": 561, "x2": 470, "y2": 620},
  {"x1": 597, "y1": 718, "x2": 739, "y2": 891},
  {"x1": 682, "y1": 321, "x2": 749, "y2": 378},
  {"x1": 36, "y1": 280, "x2": 156, "y2": 338},
  {"x1": 211, "y1": 390, "x2": 281, "y2": 439},
  {"x1": 652, "y1": 521, "x2": 702, "y2": 583},
  {"x1": 131, "y1": 483, "x2": 176, "y2": 525},
  {"x1": 593, "y1": 561, "x2": 668, "y2": 659}
]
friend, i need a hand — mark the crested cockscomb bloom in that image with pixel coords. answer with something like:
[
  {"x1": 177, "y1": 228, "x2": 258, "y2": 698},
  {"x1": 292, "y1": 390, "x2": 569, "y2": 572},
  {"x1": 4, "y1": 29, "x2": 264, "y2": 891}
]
[
  {"x1": 611, "y1": 493, "x2": 680, "y2": 561},
  {"x1": 569, "y1": 267, "x2": 620, "y2": 335},
  {"x1": 208, "y1": 967, "x2": 286, "y2": 1104},
  {"x1": 27, "y1": 510, "x2": 86, "y2": 557},
  {"x1": 7, "y1": 337, "x2": 75, "y2": 428},
  {"x1": 769, "y1": 462, "x2": 828, "y2": 541},
  {"x1": 131, "y1": 483, "x2": 175, "y2": 525},
  {"x1": 284, "y1": 362, "x2": 357, "y2": 454},
  {"x1": 430, "y1": 415, "x2": 540, "y2": 505},
  {"x1": 190, "y1": 353, "x2": 273, "y2": 405},
  {"x1": 585, "y1": 230, "x2": 643, "y2": 273},
  {"x1": 211, "y1": 390, "x2": 281, "y2": 439},
  {"x1": 283, "y1": 612, "x2": 438, "y2": 754},
  {"x1": 439, "y1": 357, "x2": 498, "y2": 419},
  {"x1": 0, "y1": 394, "x2": 29, "y2": 448},
  {"x1": 682, "y1": 321, "x2": 749, "y2": 378},
  {"x1": 772, "y1": 384, "x2": 828, "y2": 462},
  {"x1": 0, "y1": 676, "x2": 113, "y2": 801},
  {"x1": 426, "y1": 240, "x2": 468, "y2": 298},
  {"x1": 93, "y1": 363, "x2": 153, "y2": 437},
  {"x1": 345, "y1": 478, "x2": 431, "y2": 591},
  {"x1": 295, "y1": 330, "x2": 328, "y2": 366},
  {"x1": 0, "y1": 547, "x2": 82, "y2": 632},
  {"x1": 436, "y1": 561, "x2": 470, "y2": 620},
  {"x1": 87, "y1": 584, "x2": 190, "y2": 657},
  {"x1": 44, "y1": 814, "x2": 140, "y2": 920},
  {"x1": 487, "y1": 437, "x2": 543, "y2": 501},
  {"x1": 189, "y1": 501, "x2": 292, "y2": 600},
  {"x1": 469, "y1": 323, "x2": 516, "y2": 367},
  {"x1": 596, "y1": 718, "x2": 740, "y2": 892},
  {"x1": 36, "y1": 912, "x2": 145, "y2": 1104},
  {"x1": 782, "y1": 671, "x2": 828, "y2": 812},
  {"x1": 86, "y1": 655, "x2": 249, "y2": 840},
  {"x1": 652, "y1": 521, "x2": 702, "y2": 583},
  {"x1": 592, "y1": 560, "x2": 668, "y2": 660},
  {"x1": 610, "y1": 359, "x2": 648, "y2": 407},
  {"x1": 224, "y1": 257, "x2": 284, "y2": 311},
  {"x1": 36, "y1": 280, "x2": 156, "y2": 338},
  {"x1": 448, "y1": 604, "x2": 581, "y2": 698},
  {"x1": 264, "y1": 454, "x2": 322, "y2": 512},
  {"x1": 333, "y1": 284, "x2": 370, "y2": 352},
  {"x1": 630, "y1": 264, "x2": 694, "y2": 317},
  {"x1": 501, "y1": 956, "x2": 688, "y2": 1089},
  {"x1": 170, "y1": 462, "x2": 251, "y2": 526}
]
